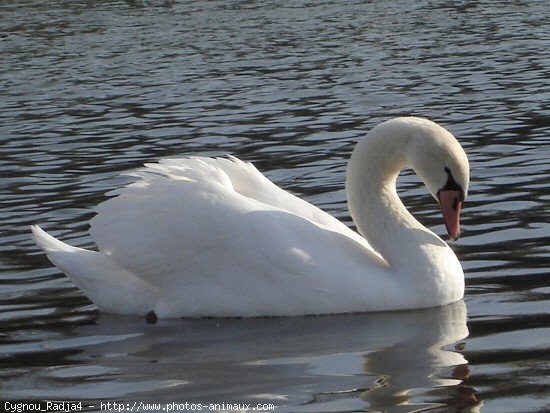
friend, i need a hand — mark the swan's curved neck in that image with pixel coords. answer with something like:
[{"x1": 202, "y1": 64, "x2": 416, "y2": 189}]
[{"x1": 345, "y1": 128, "x2": 443, "y2": 274}]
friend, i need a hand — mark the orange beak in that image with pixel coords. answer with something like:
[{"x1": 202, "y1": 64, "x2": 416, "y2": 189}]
[{"x1": 438, "y1": 189, "x2": 463, "y2": 240}]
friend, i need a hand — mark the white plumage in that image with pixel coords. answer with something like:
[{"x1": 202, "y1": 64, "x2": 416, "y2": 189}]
[{"x1": 32, "y1": 117, "x2": 469, "y2": 318}]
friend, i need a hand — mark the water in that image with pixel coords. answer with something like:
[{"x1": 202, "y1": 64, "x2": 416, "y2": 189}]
[{"x1": 1, "y1": 0, "x2": 548, "y2": 411}]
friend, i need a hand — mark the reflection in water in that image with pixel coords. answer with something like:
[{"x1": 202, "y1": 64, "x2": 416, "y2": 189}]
[
  {"x1": 358, "y1": 302, "x2": 477, "y2": 412},
  {"x1": 450, "y1": 364, "x2": 481, "y2": 412},
  {"x1": 2, "y1": 302, "x2": 473, "y2": 411}
]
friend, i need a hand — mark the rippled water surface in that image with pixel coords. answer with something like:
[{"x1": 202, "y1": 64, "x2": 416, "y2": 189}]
[{"x1": 1, "y1": 0, "x2": 549, "y2": 412}]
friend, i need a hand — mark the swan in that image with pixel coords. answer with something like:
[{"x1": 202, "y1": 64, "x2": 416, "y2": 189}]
[{"x1": 31, "y1": 117, "x2": 469, "y2": 318}]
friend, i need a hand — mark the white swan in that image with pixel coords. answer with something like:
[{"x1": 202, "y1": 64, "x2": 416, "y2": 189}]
[{"x1": 31, "y1": 117, "x2": 469, "y2": 318}]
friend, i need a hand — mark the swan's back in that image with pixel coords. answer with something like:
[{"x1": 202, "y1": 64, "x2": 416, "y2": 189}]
[{"x1": 85, "y1": 157, "x2": 387, "y2": 317}]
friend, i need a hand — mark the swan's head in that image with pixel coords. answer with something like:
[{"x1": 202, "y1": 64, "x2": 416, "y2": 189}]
[{"x1": 402, "y1": 118, "x2": 470, "y2": 240}]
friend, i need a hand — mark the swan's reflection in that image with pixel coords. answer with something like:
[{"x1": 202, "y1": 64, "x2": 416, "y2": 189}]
[
  {"x1": 7, "y1": 301, "x2": 478, "y2": 411},
  {"x1": 357, "y1": 301, "x2": 479, "y2": 412}
]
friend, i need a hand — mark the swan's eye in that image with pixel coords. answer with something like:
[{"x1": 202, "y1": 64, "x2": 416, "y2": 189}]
[{"x1": 439, "y1": 167, "x2": 465, "y2": 201}]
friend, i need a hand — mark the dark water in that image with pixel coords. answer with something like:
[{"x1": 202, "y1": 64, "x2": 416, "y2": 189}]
[{"x1": 1, "y1": 0, "x2": 549, "y2": 411}]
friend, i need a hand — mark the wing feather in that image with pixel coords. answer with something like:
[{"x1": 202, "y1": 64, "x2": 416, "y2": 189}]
[{"x1": 89, "y1": 157, "x2": 382, "y2": 312}]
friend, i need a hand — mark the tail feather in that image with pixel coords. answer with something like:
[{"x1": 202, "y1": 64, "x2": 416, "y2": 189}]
[
  {"x1": 30, "y1": 225, "x2": 159, "y2": 315},
  {"x1": 31, "y1": 225, "x2": 80, "y2": 253}
]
